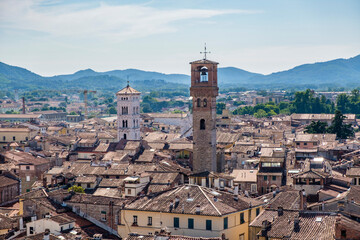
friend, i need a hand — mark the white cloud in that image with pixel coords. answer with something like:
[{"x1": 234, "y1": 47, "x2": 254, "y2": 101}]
[{"x1": 0, "y1": 0, "x2": 259, "y2": 41}]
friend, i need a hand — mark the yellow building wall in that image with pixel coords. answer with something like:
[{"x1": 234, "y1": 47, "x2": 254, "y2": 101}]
[
  {"x1": 118, "y1": 205, "x2": 263, "y2": 240},
  {"x1": 0, "y1": 229, "x2": 9, "y2": 235},
  {"x1": 59, "y1": 128, "x2": 67, "y2": 135},
  {"x1": 0, "y1": 130, "x2": 35, "y2": 146},
  {"x1": 19, "y1": 199, "x2": 24, "y2": 216},
  {"x1": 177, "y1": 150, "x2": 191, "y2": 158}
]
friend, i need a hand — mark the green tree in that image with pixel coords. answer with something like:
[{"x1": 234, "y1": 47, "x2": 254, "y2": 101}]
[
  {"x1": 336, "y1": 93, "x2": 350, "y2": 113},
  {"x1": 254, "y1": 109, "x2": 267, "y2": 118},
  {"x1": 108, "y1": 107, "x2": 117, "y2": 114},
  {"x1": 293, "y1": 89, "x2": 313, "y2": 113},
  {"x1": 69, "y1": 111, "x2": 78, "y2": 115},
  {"x1": 59, "y1": 102, "x2": 67, "y2": 108},
  {"x1": 305, "y1": 121, "x2": 328, "y2": 134},
  {"x1": 5, "y1": 110, "x2": 19, "y2": 114},
  {"x1": 142, "y1": 103, "x2": 152, "y2": 113},
  {"x1": 216, "y1": 102, "x2": 226, "y2": 114},
  {"x1": 68, "y1": 185, "x2": 85, "y2": 193},
  {"x1": 327, "y1": 110, "x2": 354, "y2": 139},
  {"x1": 172, "y1": 109, "x2": 184, "y2": 114}
]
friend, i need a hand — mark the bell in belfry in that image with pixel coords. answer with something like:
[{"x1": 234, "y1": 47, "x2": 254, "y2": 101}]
[{"x1": 200, "y1": 66, "x2": 208, "y2": 82}]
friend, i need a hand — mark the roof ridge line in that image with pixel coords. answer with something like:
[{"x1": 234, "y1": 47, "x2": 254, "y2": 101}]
[{"x1": 197, "y1": 185, "x2": 221, "y2": 216}]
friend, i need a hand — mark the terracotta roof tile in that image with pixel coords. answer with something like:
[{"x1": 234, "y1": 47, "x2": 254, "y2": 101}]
[{"x1": 125, "y1": 185, "x2": 262, "y2": 216}]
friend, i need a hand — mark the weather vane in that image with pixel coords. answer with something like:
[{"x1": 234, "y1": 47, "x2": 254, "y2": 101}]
[{"x1": 200, "y1": 43, "x2": 210, "y2": 60}]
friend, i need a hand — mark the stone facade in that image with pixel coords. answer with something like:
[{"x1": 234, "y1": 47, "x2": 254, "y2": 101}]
[
  {"x1": 65, "y1": 196, "x2": 124, "y2": 232},
  {"x1": 116, "y1": 84, "x2": 141, "y2": 141},
  {"x1": 19, "y1": 161, "x2": 50, "y2": 193},
  {"x1": 0, "y1": 175, "x2": 20, "y2": 206},
  {"x1": 190, "y1": 59, "x2": 219, "y2": 172}
]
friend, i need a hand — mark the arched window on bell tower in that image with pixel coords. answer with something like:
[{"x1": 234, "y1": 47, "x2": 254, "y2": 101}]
[
  {"x1": 122, "y1": 107, "x2": 128, "y2": 115},
  {"x1": 200, "y1": 119, "x2": 206, "y2": 130},
  {"x1": 203, "y1": 99, "x2": 207, "y2": 107},
  {"x1": 200, "y1": 66, "x2": 208, "y2": 82},
  {"x1": 197, "y1": 98, "x2": 201, "y2": 107}
]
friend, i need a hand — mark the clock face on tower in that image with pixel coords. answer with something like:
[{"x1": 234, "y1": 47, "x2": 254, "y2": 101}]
[{"x1": 190, "y1": 58, "x2": 219, "y2": 173}]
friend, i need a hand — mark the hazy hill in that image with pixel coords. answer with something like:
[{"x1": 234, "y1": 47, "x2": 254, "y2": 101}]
[
  {"x1": 248, "y1": 55, "x2": 360, "y2": 89},
  {"x1": 0, "y1": 54, "x2": 359, "y2": 91},
  {"x1": 50, "y1": 68, "x2": 189, "y2": 84},
  {"x1": 218, "y1": 67, "x2": 263, "y2": 85},
  {"x1": 0, "y1": 62, "x2": 43, "y2": 81}
]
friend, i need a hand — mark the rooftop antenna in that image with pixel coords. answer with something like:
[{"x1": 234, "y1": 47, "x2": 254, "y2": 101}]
[
  {"x1": 200, "y1": 43, "x2": 211, "y2": 60},
  {"x1": 127, "y1": 75, "x2": 130, "y2": 87}
]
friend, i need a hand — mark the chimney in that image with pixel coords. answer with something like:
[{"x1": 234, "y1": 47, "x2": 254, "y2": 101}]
[
  {"x1": 233, "y1": 195, "x2": 238, "y2": 201},
  {"x1": 22, "y1": 97, "x2": 25, "y2": 114},
  {"x1": 234, "y1": 185, "x2": 239, "y2": 195},
  {"x1": 261, "y1": 220, "x2": 270, "y2": 236},
  {"x1": 299, "y1": 189, "x2": 306, "y2": 210},
  {"x1": 277, "y1": 206, "x2": 283, "y2": 216},
  {"x1": 214, "y1": 196, "x2": 218, "y2": 202},
  {"x1": 293, "y1": 216, "x2": 300, "y2": 232},
  {"x1": 43, "y1": 229, "x2": 50, "y2": 240},
  {"x1": 195, "y1": 205, "x2": 200, "y2": 214},
  {"x1": 169, "y1": 200, "x2": 174, "y2": 212},
  {"x1": 174, "y1": 196, "x2": 180, "y2": 208}
]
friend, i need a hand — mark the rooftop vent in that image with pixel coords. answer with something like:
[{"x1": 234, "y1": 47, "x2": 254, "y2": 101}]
[{"x1": 195, "y1": 205, "x2": 200, "y2": 215}]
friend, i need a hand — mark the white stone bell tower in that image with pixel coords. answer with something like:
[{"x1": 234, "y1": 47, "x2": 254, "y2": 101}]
[{"x1": 116, "y1": 83, "x2": 141, "y2": 141}]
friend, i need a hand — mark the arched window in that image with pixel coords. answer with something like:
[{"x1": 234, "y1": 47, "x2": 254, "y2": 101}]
[
  {"x1": 121, "y1": 107, "x2": 129, "y2": 115},
  {"x1": 125, "y1": 120, "x2": 128, "y2": 128},
  {"x1": 200, "y1": 66, "x2": 208, "y2": 82},
  {"x1": 197, "y1": 98, "x2": 201, "y2": 107},
  {"x1": 122, "y1": 120, "x2": 126, "y2": 128},
  {"x1": 203, "y1": 99, "x2": 207, "y2": 107},
  {"x1": 123, "y1": 134, "x2": 127, "y2": 140},
  {"x1": 200, "y1": 119, "x2": 206, "y2": 130}
]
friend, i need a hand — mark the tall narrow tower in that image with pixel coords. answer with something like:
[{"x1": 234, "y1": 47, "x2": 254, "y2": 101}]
[
  {"x1": 190, "y1": 51, "x2": 219, "y2": 173},
  {"x1": 116, "y1": 83, "x2": 141, "y2": 141}
]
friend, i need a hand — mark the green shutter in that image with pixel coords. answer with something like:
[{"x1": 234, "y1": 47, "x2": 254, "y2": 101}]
[
  {"x1": 206, "y1": 220, "x2": 212, "y2": 230},
  {"x1": 188, "y1": 218, "x2": 194, "y2": 229},
  {"x1": 240, "y1": 212, "x2": 245, "y2": 224},
  {"x1": 174, "y1": 217, "x2": 179, "y2": 228},
  {"x1": 224, "y1": 217, "x2": 228, "y2": 229}
]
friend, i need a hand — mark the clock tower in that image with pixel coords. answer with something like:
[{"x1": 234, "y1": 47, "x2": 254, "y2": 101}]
[{"x1": 190, "y1": 47, "x2": 218, "y2": 173}]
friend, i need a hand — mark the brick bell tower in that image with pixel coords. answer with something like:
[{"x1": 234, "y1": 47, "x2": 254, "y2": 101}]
[{"x1": 190, "y1": 46, "x2": 218, "y2": 173}]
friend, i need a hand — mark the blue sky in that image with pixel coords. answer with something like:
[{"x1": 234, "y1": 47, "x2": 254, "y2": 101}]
[{"x1": 0, "y1": 0, "x2": 359, "y2": 76}]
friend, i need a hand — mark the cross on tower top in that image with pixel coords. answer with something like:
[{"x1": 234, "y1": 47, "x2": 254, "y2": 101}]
[{"x1": 200, "y1": 43, "x2": 211, "y2": 60}]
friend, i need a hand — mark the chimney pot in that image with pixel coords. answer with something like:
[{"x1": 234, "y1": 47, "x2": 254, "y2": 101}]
[
  {"x1": 293, "y1": 216, "x2": 300, "y2": 232},
  {"x1": 196, "y1": 205, "x2": 200, "y2": 214}
]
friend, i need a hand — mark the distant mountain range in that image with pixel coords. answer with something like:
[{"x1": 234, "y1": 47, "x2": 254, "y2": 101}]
[{"x1": 0, "y1": 54, "x2": 359, "y2": 92}]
